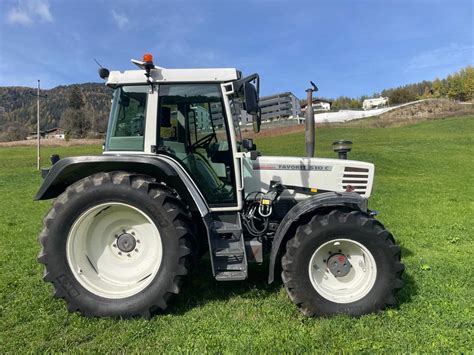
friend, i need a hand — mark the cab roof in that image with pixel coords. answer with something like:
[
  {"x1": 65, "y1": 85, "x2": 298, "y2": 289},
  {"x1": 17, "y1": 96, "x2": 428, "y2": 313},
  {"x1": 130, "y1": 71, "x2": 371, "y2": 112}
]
[{"x1": 106, "y1": 67, "x2": 240, "y2": 86}]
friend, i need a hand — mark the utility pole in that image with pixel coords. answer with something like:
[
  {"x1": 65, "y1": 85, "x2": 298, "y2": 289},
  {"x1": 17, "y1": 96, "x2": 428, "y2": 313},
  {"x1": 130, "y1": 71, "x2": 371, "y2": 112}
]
[
  {"x1": 37, "y1": 80, "x2": 40, "y2": 170},
  {"x1": 33, "y1": 80, "x2": 48, "y2": 170}
]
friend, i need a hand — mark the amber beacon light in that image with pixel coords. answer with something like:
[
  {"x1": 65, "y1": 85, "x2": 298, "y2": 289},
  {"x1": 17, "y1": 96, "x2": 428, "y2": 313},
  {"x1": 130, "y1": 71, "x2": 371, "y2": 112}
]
[{"x1": 143, "y1": 53, "x2": 153, "y2": 63}]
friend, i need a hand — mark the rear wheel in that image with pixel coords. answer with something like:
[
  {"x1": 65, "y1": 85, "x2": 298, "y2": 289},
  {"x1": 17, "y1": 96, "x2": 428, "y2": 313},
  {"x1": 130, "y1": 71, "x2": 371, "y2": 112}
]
[
  {"x1": 281, "y1": 209, "x2": 404, "y2": 317},
  {"x1": 38, "y1": 171, "x2": 194, "y2": 318}
]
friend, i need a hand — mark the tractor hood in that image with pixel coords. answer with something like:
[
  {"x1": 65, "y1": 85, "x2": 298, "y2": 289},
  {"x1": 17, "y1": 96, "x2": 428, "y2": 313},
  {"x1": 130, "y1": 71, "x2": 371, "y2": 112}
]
[{"x1": 243, "y1": 155, "x2": 375, "y2": 199}]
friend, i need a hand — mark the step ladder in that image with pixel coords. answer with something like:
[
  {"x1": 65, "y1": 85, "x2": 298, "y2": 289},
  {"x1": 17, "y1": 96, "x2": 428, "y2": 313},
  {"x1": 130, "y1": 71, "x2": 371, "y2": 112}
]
[{"x1": 208, "y1": 213, "x2": 248, "y2": 281}]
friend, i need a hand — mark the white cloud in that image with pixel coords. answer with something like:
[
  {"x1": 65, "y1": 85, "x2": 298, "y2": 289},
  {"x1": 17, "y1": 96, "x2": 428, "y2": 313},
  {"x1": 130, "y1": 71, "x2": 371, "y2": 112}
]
[
  {"x1": 406, "y1": 43, "x2": 474, "y2": 72},
  {"x1": 112, "y1": 10, "x2": 129, "y2": 30},
  {"x1": 6, "y1": 0, "x2": 53, "y2": 25}
]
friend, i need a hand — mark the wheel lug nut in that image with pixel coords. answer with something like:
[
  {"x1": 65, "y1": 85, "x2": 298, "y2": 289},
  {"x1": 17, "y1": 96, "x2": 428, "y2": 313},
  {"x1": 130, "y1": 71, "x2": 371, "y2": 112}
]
[
  {"x1": 127, "y1": 253, "x2": 131, "y2": 257},
  {"x1": 118, "y1": 252, "x2": 122, "y2": 255},
  {"x1": 131, "y1": 231, "x2": 135, "y2": 236},
  {"x1": 135, "y1": 249, "x2": 139, "y2": 252},
  {"x1": 136, "y1": 240, "x2": 140, "y2": 243},
  {"x1": 113, "y1": 244, "x2": 117, "y2": 248}
]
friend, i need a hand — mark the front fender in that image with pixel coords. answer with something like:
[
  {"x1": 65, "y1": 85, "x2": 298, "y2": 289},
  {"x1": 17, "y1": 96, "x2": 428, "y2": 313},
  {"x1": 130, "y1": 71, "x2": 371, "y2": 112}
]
[
  {"x1": 268, "y1": 192, "x2": 368, "y2": 283},
  {"x1": 35, "y1": 155, "x2": 209, "y2": 216}
]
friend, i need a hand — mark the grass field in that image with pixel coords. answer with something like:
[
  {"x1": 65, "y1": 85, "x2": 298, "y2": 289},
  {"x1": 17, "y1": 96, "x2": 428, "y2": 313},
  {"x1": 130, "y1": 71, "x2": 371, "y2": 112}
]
[{"x1": 1, "y1": 116, "x2": 473, "y2": 352}]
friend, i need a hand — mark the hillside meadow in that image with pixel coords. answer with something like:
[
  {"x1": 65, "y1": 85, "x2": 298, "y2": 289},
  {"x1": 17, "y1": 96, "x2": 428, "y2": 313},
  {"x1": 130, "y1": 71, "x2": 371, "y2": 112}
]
[{"x1": 0, "y1": 116, "x2": 472, "y2": 352}]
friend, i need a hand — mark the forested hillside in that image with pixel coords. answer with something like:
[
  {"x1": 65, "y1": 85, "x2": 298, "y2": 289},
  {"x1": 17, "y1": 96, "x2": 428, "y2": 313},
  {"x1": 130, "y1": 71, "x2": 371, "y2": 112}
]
[
  {"x1": 0, "y1": 83, "x2": 112, "y2": 141},
  {"x1": 1, "y1": 66, "x2": 473, "y2": 142},
  {"x1": 303, "y1": 66, "x2": 474, "y2": 110}
]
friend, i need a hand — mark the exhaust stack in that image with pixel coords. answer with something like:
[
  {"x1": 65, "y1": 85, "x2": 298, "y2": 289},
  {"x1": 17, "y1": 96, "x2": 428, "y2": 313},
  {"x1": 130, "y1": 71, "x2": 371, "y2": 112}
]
[{"x1": 305, "y1": 81, "x2": 318, "y2": 157}]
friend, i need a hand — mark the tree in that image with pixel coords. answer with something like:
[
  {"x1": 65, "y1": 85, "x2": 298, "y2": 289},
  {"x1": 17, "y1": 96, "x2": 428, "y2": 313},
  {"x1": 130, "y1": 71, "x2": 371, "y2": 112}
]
[
  {"x1": 68, "y1": 86, "x2": 84, "y2": 110},
  {"x1": 0, "y1": 122, "x2": 29, "y2": 142},
  {"x1": 432, "y1": 78, "x2": 443, "y2": 98},
  {"x1": 60, "y1": 86, "x2": 90, "y2": 137},
  {"x1": 446, "y1": 66, "x2": 474, "y2": 101},
  {"x1": 385, "y1": 87, "x2": 417, "y2": 105}
]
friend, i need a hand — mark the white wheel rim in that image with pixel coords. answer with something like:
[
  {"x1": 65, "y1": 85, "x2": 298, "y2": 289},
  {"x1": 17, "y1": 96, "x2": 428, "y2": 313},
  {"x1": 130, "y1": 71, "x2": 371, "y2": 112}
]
[
  {"x1": 66, "y1": 202, "x2": 162, "y2": 299},
  {"x1": 308, "y1": 239, "x2": 377, "y2": 304}
]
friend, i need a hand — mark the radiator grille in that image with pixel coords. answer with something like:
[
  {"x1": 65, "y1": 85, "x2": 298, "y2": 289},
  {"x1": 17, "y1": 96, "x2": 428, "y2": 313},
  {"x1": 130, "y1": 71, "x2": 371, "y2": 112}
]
[{"x1": 343, "y1": 167, "x2": 369, "y2": 195}]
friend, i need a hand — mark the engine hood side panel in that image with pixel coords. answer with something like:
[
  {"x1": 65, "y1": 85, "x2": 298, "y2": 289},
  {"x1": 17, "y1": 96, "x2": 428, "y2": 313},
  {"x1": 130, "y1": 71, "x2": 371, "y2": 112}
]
[{"x1": 243, "y1": 156, "x2": 375, "y2": 198}]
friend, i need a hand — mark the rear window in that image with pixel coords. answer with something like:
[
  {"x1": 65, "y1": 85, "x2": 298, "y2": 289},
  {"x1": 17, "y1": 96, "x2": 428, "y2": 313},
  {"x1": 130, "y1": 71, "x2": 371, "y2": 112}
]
[{"x1": 106, "y1": 86, "x2": 148, "y2": 151}]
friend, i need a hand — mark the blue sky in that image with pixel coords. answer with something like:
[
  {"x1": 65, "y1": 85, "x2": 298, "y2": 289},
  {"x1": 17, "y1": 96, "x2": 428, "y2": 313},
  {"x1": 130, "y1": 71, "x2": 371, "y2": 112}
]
[{"x1": 0, "y1": 0, "x2": 472, "y2": 98}]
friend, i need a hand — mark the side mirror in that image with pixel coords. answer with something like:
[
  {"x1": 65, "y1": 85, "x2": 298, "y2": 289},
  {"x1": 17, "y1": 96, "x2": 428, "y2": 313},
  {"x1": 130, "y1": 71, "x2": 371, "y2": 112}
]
[
  {"x1": 235, "y1": 73, "x2": 262, "y2": 133},
  {"x1": 243, "y1": 82, "x2": 261, "y2": 133},
  {"x1": 244, "y1": 82, "x2": 258, "y2": 114}
]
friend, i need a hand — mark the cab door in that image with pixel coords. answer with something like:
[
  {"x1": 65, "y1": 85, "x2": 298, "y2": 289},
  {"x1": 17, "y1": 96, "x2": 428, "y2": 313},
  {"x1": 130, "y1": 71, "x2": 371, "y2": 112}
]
[{"x1": 156, "y1": 84, "x2": 239, "y2": 209}]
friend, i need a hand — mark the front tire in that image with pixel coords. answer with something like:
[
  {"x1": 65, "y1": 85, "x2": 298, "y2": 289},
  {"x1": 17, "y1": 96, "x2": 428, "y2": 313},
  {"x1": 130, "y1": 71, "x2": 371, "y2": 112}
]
[
  {"x1": 281, "y1": 209, "x2": 404, "y2": 317},
  {"x1": 38, "y1": 171, "x2": 194, "y2": 318}
]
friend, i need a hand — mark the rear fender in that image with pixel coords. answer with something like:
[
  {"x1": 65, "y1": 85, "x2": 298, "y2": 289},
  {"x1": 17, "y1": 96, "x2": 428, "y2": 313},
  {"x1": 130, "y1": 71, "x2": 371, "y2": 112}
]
[
  {"x1": 268, "y1": 192, "x2": 368, "y2": 283},
  {"x1": 35, "y1": 155, "x2": 209, "y2": 216}
]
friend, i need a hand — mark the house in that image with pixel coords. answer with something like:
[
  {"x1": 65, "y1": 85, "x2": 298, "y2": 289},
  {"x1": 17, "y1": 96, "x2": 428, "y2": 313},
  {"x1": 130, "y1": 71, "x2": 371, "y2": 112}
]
[
  {"x1": 26, "y1": 127, "x2": 66, "y2": 140},
  {"x1": 301, "y1": 98, "x2": 332, "y2": 113},
  {"x1": 44, "y1": 128, "x2": 66, "y2": 139},
  {"x1": 363, "y1": 97, "x2": 389, "y2": 110},
  {"x1": 312, "y1": 99, "x2": 332, "y2": 111}
]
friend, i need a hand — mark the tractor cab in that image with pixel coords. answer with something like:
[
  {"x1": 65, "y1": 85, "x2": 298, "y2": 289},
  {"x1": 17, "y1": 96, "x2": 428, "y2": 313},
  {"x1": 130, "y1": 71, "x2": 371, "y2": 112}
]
[{"x1": 103, "y1": 54, "x2": 261, "y2": 210}]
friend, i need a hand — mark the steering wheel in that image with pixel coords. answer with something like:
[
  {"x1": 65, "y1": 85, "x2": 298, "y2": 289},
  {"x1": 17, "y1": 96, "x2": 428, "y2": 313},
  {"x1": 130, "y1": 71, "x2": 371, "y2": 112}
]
[{"x1": 190, "y1": 133, "x2": 216, "y2": 152}]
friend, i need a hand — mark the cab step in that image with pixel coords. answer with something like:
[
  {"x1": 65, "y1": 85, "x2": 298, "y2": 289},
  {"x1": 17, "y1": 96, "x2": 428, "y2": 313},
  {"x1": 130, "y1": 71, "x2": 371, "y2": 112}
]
[
  {"x1": 208, "y1": 212, "x2": 248, "y2": 281},
  {"x1": 215, "y1": 270, "x2": 247, "y2": 281}
]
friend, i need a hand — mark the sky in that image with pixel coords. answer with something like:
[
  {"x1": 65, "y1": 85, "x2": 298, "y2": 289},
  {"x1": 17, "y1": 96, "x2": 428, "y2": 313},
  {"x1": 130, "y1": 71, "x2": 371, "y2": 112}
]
[{"x1": 0, "y1": 0, "x2": 472, "y2": 99}]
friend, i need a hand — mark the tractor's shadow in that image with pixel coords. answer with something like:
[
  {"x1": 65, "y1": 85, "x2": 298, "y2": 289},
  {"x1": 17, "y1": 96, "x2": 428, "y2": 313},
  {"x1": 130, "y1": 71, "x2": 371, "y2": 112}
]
[
  {"x1": 397, "y1": 271, "x2": 417, "y2": 306},
  {"x1": 167, "y1": 256, "x2": 281, "y2": 315},
  {"x1": 166, "y1": 249, "x2": 418, "y2": 316}
]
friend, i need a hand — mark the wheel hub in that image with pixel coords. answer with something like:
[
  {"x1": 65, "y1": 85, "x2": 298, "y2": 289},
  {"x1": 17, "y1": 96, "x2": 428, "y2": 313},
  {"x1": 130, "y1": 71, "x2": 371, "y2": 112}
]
[
  {"x1": 327, "y1": 253, "x2": 352, "y2": 277},
  {"x1": 116, "y1": 233, "x2": 137, "y2": 253}
]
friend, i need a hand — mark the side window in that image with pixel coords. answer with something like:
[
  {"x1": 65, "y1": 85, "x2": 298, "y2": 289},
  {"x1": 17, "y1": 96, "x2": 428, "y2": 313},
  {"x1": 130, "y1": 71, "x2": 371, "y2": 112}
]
[
  {"x1": 158, "y1": 84, "x2": 236, "y2": 206},
  {"x1": 107, "y1": 86, "x2": 148, "y2": 151}
]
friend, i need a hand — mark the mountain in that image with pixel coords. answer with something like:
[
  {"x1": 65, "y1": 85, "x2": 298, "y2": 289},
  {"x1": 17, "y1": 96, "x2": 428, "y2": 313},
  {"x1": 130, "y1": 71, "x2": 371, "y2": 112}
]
[{"x1": 0, "y1": 83, "x2": 112, "y2": 141}]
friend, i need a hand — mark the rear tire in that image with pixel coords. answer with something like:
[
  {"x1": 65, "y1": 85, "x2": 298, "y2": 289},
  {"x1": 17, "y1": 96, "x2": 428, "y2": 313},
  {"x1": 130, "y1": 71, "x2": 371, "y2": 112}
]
[
  {"x1": 38, "y1": 171, "x2": 194, "y2": 318},
  {"x1": 281, "y1": 209, "x2": 404, "y2": 317}
]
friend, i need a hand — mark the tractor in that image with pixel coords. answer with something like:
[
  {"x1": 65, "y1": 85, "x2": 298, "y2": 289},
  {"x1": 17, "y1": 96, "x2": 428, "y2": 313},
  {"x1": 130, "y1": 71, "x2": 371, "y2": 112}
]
[{"x1": 36, "y1": 54, "x2": 404, "y2": 318}]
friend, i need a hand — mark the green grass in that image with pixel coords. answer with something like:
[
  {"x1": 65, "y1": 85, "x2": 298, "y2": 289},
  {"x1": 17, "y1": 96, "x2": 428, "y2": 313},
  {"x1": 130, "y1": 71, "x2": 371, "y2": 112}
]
[{"x1": 1, "y1": 116, "x2": 473, "y2": 352}]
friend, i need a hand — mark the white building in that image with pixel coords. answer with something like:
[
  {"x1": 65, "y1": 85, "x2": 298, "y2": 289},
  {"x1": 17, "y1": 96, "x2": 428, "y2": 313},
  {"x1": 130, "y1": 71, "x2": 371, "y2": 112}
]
[
  {"x1": 259, "y1": 92, "x2": 301, "y2": 121},
  {"x1": 363, "y1": 97, "x2": 389, "y2": 110},
  {"x1": 301, "y1": 99, "x2": 332, "y2": 112}
]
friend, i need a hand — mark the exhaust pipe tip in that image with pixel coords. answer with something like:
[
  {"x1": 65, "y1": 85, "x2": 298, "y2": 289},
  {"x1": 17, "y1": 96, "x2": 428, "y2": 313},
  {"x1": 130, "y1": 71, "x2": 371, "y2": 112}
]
[{"x1": 332, "y1": 140, "x2": 352, "y2": 159}]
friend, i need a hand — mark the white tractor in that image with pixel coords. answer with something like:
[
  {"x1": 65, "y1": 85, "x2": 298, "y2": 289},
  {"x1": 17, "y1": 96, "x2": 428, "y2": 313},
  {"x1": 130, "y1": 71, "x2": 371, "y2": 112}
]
[{"x1": 36, "y1": 54, "x2": 404, "y2": 318}]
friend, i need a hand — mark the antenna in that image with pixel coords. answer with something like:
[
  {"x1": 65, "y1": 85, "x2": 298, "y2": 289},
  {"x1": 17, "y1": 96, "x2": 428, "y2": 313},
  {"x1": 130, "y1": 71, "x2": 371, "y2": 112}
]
[{"x1": 93, "y1": 58, "x2": 104, "y2": 68}]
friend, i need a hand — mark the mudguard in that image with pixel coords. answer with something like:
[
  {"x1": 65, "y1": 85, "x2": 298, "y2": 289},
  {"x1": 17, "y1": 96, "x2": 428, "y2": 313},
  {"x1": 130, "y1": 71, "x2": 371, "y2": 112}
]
[
  {"x1": 268, "y1": 192, "x2": 368, "y2": 283},
  {"x1": 35, "y1": 155, "x2": 209, "y2": 216}
]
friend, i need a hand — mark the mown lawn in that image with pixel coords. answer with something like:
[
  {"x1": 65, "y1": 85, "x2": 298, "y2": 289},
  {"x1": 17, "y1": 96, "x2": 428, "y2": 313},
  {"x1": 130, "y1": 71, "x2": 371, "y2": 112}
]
[{"x1": 0, "y1": 116, "x2": 472, "y2": 352}]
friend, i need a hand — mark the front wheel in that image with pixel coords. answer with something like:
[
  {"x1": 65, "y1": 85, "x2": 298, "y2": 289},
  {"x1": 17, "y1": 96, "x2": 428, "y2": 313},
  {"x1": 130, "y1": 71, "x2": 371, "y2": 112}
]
[{"x1": 281, "y1": 210, "x2": 404, "y2": 317}]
